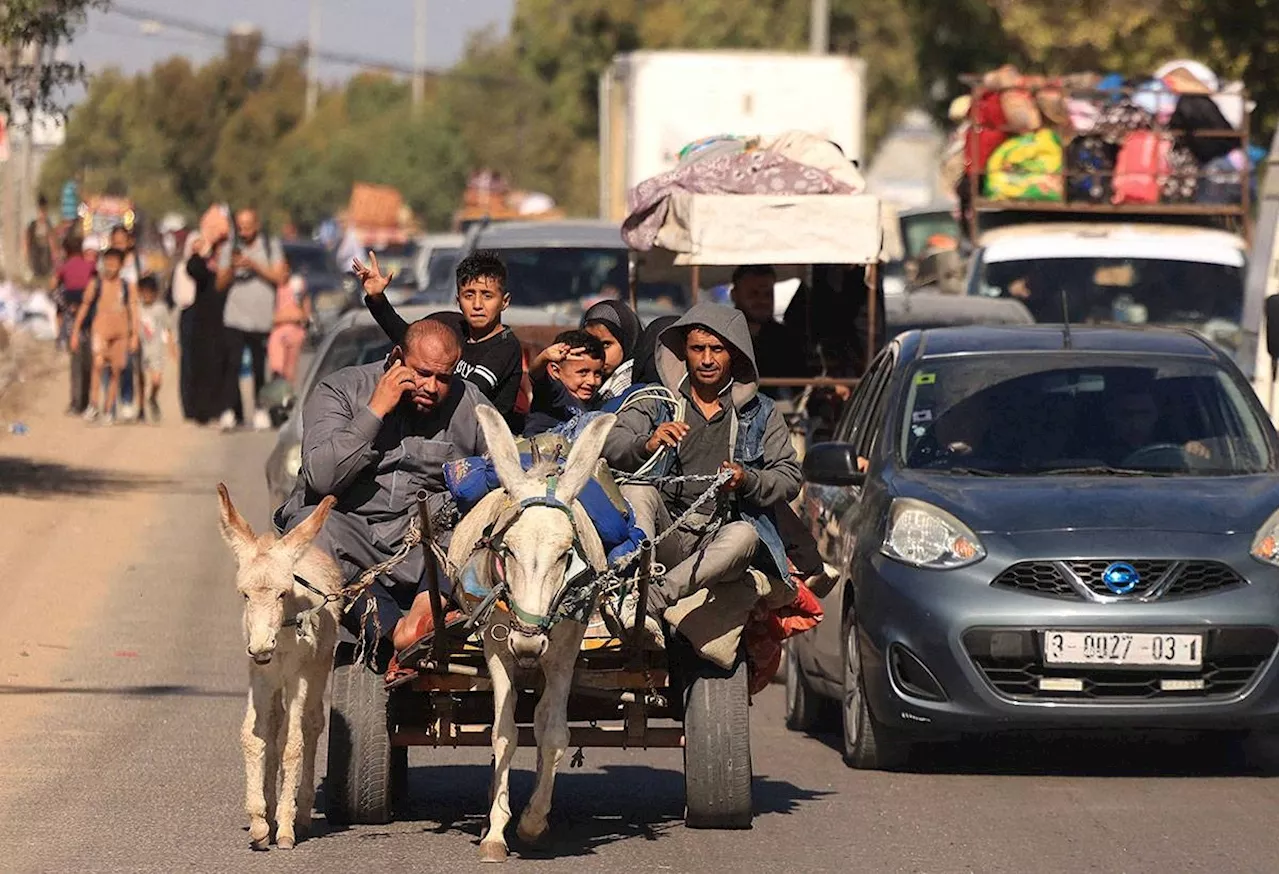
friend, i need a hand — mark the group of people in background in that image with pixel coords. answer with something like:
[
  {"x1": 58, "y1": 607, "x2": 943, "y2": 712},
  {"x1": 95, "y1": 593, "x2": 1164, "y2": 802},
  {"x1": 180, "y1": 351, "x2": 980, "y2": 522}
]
[
  {"x1": 44, "y1": 200, "x2": 310, "y2": 431},
  {"x1": 179, "y1": 205, "x2": 308, "y2": 431},
  {"x1": 48, "y1": 216, "x2": 172, "y2": 425}
]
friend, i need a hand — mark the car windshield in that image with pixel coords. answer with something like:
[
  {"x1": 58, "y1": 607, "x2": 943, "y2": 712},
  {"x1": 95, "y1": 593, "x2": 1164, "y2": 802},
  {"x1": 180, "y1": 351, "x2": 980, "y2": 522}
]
[
  {"x1": 492, "y1": 246, "x2": 683, "y2": 309},
  {"x1": 899, "y1": 354, "x2": 1273, "y2": 476},
  {"x1": 371, "y1": 244, "x2": 420, "y2": 287},
  {"x1": 975, "y1": 257, "x2": 1245, "y2": 355},
  {"x1": 901, "y1": 211, "x2": 961, "y2": 261},
  {"x1": 283, "y1": 245, "x2": 334, "y2": 277},
  {"x1": 311, "y1": 327, "x2": 394, "y2": 391},
  {"x1": 425, "y1": 248, "x2": 460, "y2": 290}
]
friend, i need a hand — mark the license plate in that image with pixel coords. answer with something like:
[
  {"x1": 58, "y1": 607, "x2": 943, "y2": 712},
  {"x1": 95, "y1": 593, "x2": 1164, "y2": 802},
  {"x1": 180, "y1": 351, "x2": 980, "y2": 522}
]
[{"x1": 1042, "y1": 631, "x2": 1203, "y2": 667}]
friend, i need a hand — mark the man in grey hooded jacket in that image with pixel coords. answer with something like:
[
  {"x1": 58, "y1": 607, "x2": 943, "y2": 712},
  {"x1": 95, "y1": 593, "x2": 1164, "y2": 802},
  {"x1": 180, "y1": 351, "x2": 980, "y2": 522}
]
[
  {"x1": 604, "y1": 302, "x2": 801, "y2": 638},
  {"x1": 274, "y1": 318, "x2": 490, "y2": 661}
]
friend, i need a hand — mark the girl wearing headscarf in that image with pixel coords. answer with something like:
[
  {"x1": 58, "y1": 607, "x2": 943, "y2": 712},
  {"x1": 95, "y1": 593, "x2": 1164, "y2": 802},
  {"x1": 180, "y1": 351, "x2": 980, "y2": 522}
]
[{"x1": 580, "y1": 299, "x2": 642, "y2": 400}]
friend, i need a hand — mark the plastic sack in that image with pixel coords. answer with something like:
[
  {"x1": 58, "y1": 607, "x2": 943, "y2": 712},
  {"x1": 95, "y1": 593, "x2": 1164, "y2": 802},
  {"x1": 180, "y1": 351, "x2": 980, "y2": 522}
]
[
  {"x1": 984, "y1": 129, "x2": 1065, "y2": 202},
  {"x1": 443, "y1": 451, "x2": 645, "y2": 566},
  {"x1": 744, "y1": 581, "x2": 825, "y2": 695},
  {"x1": 1065, "y1": 136, "x2": 1118, "y2": 203},
  {"x1": 1000, "y1": 88, "x2": 1042, "y2": 133},
  {"x1": 1162, "y1": 144, "x2": 1199, "y2": 203},
  {"x1": 964, "y1": 91, "x2": 1009, "y2": 173}
]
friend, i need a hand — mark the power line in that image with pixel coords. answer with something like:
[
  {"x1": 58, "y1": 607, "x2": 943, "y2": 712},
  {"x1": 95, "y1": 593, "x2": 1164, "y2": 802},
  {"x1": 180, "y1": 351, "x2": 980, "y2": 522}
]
[{"x1": 108, "y1": 2, "x2": 438, "y2": 76}]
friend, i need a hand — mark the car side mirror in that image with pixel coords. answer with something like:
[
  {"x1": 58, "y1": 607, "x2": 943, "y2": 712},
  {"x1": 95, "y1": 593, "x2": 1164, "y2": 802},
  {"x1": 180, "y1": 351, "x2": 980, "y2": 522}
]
[{"x1": 803, "y1": 442, "x2": 867, "y2": 487}]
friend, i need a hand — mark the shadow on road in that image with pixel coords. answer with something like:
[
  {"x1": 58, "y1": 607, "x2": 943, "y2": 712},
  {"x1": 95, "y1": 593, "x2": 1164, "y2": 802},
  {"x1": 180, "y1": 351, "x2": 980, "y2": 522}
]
[
  {"x1": 0, "y1": 683, "x2": 243, "y2": 699},
  {"x1": 808, "y1": 726, "x2": 1277, "y2": 778},
  {"x1": 316, "y1": 762, "x2": 831, "y2": 857},
  {"x1": 0, "y1": 456, "x2": 177, "y2": 499}
]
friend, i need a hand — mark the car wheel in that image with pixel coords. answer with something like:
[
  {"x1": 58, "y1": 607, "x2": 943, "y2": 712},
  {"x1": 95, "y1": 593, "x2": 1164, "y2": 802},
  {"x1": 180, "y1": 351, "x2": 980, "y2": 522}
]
[
  {"x1": 841, "y1": 619, "x2": 909, "y2": 770},
  {"x1": 783, "y1": 639, "x2": 822, "y2": 732}
]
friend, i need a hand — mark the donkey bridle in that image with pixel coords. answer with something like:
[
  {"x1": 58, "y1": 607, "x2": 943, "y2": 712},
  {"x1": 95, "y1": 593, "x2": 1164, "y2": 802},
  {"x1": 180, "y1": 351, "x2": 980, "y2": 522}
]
[{"x1": 477, "y1": 474, "x2": 597, "y2": 635}]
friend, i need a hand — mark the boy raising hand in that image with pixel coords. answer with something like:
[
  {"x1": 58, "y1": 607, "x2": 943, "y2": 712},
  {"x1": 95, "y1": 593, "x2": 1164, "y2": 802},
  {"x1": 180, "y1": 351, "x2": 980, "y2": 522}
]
[{"x1": 358, "y1": 249, "x2": 524, "y2": 424}]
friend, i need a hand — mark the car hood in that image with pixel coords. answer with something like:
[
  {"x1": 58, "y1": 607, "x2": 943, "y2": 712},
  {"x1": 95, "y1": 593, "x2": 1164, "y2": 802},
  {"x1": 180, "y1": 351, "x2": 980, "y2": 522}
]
[{"x1": 889, "y1": 470, "x2": 1277, "y2": 535}]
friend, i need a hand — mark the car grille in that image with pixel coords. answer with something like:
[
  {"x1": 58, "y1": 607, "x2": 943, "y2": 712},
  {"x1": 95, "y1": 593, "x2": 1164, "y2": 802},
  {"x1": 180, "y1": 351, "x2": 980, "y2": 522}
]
[
  {"x1": 991, "y1": 560, "x2": 1247, "y2": 601},
  {"x1": 963, "y1": 628, "x2": 1276, "y2": 702}
]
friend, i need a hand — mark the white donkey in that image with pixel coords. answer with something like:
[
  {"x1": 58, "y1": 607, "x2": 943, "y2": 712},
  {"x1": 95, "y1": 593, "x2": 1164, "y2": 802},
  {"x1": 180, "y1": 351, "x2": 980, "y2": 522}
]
[
  {"x1": 217, "y1": 484, "x2": 342, "y2": 850},
  {"x1": 469, "y1": 406, "x2": 615, "y2": 863}
]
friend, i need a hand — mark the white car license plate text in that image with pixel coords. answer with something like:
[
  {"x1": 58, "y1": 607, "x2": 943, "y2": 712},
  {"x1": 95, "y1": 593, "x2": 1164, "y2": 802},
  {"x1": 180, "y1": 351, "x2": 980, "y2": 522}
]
[{"x1": 1042, "y1": 631, "x2": 1202, "y2": 667}]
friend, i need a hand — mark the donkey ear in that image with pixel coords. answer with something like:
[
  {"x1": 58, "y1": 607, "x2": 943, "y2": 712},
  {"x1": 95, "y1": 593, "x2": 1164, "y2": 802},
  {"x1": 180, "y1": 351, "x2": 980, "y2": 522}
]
[
  {"x1": 555, "y1": 413, "x2": 616, "y2": 505},
  {"x1": 216, "y1": 483, "x2": 257, "y2": 563},
  {"x1": 278, "y1": 495, "x2": 336, "y2": 565},
  {"x1": 477, "y1": 404, "x2": 528, "y2": 494}
]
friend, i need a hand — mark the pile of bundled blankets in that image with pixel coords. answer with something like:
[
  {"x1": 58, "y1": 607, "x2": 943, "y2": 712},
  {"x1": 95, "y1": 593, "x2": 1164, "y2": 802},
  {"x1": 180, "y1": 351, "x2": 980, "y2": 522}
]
[
  {"x1": 942, "y1": 60, "x2": 1265, "y2": 207},
  {"x1": 621, "y1": 130, "x2": 866, "y2": 251}
]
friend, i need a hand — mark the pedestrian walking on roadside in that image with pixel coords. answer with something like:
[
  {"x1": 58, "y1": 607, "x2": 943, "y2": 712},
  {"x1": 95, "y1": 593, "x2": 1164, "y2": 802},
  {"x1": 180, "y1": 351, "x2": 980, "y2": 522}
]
[
  {"x1": 71, "y1": 247, "x2": 139, "y2": 425},
  {"x1": 183, "y1": 220, "x2": 233, "y2": 426},
  {"x1": 23, "y1": 194, "x2": 56, "y2": 285},
  {"x1": 136, "y1": 274, "x2": 176, "y2": 422},
  {"x1": 51, "y1": 235, "x2": 97, "y2": 414},
  {"x1": 267, "y1": 268, "x2": 310, "y2": 386},
  {"x1": 217, "y1": 208, "x2": 286, "y2": 431}
]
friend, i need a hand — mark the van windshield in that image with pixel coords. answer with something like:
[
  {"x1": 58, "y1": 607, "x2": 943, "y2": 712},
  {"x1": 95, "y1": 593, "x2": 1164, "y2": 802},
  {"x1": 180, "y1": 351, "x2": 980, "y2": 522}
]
[{"x1": 973, "y1": 257, "x2": 1244, "y2": 355}]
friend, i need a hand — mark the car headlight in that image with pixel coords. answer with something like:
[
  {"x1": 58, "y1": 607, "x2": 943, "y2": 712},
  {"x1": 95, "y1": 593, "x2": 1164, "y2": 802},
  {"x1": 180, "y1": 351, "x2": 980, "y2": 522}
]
[
  {"x1": 881, "y1": 498, "x2": 985, "y2": 569},
  {"x1": 1251, "y1": 509, "x2": 1278, "y2": 566},
  {"x1": 285, "y1": 444, "x2": 303, "y2": 479}
]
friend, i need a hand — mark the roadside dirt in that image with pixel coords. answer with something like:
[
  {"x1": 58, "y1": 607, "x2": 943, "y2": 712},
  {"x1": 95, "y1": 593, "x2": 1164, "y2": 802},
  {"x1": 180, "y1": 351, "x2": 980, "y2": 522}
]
[{"x1": 0, "y1": 342, "x2": 214, "y2": 740}]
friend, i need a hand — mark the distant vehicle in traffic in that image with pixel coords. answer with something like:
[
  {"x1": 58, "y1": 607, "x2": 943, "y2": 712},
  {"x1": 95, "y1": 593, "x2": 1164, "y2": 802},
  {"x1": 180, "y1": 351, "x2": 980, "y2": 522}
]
[
  {"x1": 283, "y1": 240, "x2": 347, "y2": 339},
  {"x1": 788, "y1": 325, "x2": 1278, "y2": 769},
  {"x1": 967, "y1": 223, "x2": 1248, "y2": 358}
]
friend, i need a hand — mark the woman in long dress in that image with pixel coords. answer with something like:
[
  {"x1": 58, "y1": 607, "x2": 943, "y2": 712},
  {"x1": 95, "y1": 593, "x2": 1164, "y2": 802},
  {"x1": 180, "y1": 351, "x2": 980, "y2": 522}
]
[{"x1": 182, "y1": 233, "x2": 231, "y2": 425}]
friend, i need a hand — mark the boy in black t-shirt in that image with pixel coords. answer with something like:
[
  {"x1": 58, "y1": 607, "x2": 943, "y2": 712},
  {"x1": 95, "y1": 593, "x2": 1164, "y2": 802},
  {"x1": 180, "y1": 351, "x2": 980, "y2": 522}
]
[
  {"x1": 523, "y1": 329, "x2": 605, "y2": 437},
  {"x1": 357, "y1": 249, "x2": 524, "y2": 423}
]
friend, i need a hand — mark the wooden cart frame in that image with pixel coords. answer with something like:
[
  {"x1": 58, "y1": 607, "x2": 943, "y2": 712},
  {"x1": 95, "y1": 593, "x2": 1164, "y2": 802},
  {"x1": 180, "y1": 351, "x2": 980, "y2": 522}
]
[{"x1": 325, "y1": 494, "x2": 754, "y2": 831}]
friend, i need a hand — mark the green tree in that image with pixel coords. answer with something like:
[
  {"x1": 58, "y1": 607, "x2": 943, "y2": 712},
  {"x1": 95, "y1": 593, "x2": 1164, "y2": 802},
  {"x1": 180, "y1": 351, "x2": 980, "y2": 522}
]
[
  {"x1": 1173, "y1": 0, "x2": 1277, "y2": 138},
  {"x1": 0, "y1": 0, "x2": 108, "y2": 116},
  {"x1": 209, "y1": 54, "x2": 307, "y2": 211},
  {"x1": 268, "y1": 78, "x2": 471, "y2": 233}
]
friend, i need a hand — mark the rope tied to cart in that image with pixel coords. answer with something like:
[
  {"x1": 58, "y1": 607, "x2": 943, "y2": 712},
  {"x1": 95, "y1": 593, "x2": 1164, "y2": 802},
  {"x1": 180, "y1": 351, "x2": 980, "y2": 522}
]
[{"x1": 314, "y1": 466, "x2": 732, "y2": 666}]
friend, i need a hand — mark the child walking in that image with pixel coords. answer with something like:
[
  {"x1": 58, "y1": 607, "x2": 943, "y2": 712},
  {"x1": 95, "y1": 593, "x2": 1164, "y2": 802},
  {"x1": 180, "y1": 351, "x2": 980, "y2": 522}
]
[
  {"x1": 136, "y1": 275, "x2": 176, "y2": 421},
  {"x1": 71, "y1": 248, "x2": 139, "y2": 425}
]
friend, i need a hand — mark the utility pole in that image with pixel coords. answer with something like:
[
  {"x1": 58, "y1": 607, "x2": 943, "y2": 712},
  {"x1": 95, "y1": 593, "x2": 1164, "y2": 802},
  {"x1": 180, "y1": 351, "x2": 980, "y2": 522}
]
[
  {"x1": 1, "y1": 45, "x2": 14, "y2": 278},
  {"x1": 809, "y1": 0, "x2": 829, "y2": 55},
  {"x1": 305, "y1": 0, "x2": 320, "y2": 119},
  {"x1": 19, "y1": 44, "x2": 36, "y2": 265},
  {"x1": 411, "y1": 0, "x2": 426, "y2": 107}
]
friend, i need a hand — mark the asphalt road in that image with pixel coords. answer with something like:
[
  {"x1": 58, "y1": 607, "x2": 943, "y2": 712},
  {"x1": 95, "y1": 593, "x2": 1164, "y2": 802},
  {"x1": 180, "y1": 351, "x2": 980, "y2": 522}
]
[{"x1": 0, "y1": 404, "x2": 1275, "y2": 873}]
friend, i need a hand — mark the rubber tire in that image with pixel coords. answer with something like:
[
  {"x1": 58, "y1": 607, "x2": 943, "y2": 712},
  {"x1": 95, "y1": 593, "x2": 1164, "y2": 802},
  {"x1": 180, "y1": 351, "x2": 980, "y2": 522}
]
[
  {"x1": 842, "y1": 619, "x2": 909, "y2": 770},
  {"x1": 683, "y1": 657, "x2": 753, "y2": 829},
  {"x1": 783, "y1": 639, "x2": 822, "y2": 732},
  {"x1": 326, "y1": 648, "x2": 394, "y2": 825}
]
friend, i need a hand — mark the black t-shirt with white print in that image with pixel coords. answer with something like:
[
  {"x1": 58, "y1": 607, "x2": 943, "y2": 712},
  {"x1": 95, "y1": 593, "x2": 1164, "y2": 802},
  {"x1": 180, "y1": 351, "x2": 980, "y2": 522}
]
[{"x1": 457, "y1": 328, "x2": 523, "y2": 417}]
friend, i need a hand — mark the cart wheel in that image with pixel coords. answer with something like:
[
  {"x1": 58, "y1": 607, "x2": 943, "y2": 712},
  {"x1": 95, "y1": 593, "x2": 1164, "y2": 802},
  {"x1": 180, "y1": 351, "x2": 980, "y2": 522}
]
[
  {"x1": 683, "y1": 656, "x2": 753, "y2": 829},
  {"x1": 326, "y1": 645, "x2": 394, "y2": 825}
]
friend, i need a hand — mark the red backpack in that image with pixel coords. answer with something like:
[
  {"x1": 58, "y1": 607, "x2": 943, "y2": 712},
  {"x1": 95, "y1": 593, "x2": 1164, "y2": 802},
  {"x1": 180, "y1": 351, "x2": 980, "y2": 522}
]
[{"x1": 1112, "y1": 131, "x2": 1170, "y2": 205}]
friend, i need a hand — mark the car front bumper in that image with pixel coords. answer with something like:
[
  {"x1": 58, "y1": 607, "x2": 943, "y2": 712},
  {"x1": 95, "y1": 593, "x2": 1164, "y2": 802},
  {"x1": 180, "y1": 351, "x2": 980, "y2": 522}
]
[{"x1": 855, "y1": 529, "x2": 1279, "y2": 735}]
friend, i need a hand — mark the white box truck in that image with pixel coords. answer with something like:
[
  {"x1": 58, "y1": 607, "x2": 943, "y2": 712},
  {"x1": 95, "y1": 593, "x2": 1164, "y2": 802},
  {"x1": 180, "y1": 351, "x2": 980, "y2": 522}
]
[{"x1": 599, "y1": 51, "x2": 867, "y2": 221}]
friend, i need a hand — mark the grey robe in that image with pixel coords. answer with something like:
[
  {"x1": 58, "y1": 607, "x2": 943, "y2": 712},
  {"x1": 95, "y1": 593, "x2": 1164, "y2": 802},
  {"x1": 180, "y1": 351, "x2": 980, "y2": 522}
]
[{"x1": 274, "y1": 362, "x2": 490, "y2": 591}]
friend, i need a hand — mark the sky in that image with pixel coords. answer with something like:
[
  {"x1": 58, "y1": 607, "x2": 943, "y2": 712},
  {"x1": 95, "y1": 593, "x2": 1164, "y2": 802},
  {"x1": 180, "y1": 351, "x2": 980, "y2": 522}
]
[{"x1": 65, "y1": 0, "x2": 515, "y2": 83}]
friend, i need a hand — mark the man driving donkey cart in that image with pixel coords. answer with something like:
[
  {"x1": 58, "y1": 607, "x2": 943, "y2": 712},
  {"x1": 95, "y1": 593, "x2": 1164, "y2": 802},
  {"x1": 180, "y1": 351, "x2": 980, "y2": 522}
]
[{"x1": 272, "y1": 281, "x2": 821, "y2": 851}]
